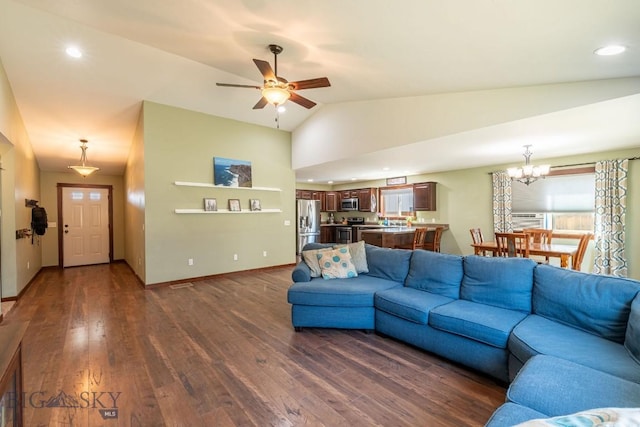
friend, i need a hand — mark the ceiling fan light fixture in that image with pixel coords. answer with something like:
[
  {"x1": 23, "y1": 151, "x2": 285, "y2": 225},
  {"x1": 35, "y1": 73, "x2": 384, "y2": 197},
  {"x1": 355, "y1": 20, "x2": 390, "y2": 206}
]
[
  {"x1": 68, "y1": 139, "x2": 100, "y2": 177},
  {"x1": 262, "y1": 85, "x2": 291, "y2": 106},
  {"x1": 594, "y1": 45, "x2": 626, "y2": 56}
]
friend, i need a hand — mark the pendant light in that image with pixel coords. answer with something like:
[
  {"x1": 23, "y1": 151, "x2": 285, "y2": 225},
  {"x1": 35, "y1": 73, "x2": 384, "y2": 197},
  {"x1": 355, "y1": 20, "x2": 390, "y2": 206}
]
[
  {"x1": 507, "y1": 145, "x2": 550, "y2": 185},
  {"x1": 68, "y1": 139, "x2": 99, "y2": 177}
]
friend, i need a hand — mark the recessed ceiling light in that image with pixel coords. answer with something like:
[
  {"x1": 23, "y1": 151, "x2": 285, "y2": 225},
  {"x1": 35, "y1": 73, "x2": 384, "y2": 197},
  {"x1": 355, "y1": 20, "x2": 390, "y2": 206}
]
[
  {"x1": 65, "y1": 46, "x2": 82, "y2": 58},
  {"x1": 351, "y1": 177, "x2": 357, "y2": 181},
  {"x1": 594, "y1": 45, "x2": 627, "y2": 56},
  {"x1": 327, "y1": 180, "x2": 333, "y2": 184},
  {"x1": 382, "y1": 167, "x2": 390, "y2": 171},
  {"x1": 307, "y1": 178, "x2": 314, "y2": 182}
]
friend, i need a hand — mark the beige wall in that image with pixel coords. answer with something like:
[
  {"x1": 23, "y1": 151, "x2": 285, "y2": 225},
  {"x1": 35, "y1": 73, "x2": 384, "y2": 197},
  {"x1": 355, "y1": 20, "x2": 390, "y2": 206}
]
[
  {"x1": 39, "y1": 172, "x2": 126, "y2": 267},
  {"x1": 0, "y1": 56, "x2": 41, "y2": 299},
  {"x1": 133, "y1": 101, "x2": 295, "y2": 285},
  {"x1": 124, "y1": 105, "x2": 146, "y2": 283}
]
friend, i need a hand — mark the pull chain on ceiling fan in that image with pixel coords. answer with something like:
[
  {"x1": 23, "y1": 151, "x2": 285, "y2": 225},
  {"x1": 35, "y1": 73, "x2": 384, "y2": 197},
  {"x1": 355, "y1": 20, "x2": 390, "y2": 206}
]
[{"x1": 217, "y1": 44, "x2": 331, "y2": 113}]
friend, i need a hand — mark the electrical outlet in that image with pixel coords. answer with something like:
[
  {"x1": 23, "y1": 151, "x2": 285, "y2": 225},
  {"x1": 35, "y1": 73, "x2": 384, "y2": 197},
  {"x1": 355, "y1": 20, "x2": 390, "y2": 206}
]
[
  {"x1": 284, "y1": 220, "x2": 291, "y2": 226},
  {"x1": 263, "y1": 251, "x2": 267, "y2": 257},
  {"x1": 188, "y1": 258, "x2": 194, "y2": 266},
  {"x1": 233, "y1": 254, "x2": 238, "y2": 261}
]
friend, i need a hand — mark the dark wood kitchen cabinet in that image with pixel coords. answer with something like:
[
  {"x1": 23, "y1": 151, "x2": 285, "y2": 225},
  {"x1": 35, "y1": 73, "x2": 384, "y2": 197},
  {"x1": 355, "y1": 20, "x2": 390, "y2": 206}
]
[
  {"x1": 320, "y1": 226, "x2": 336, "y2": 243},
  {"x1": 296, "y1": 189, "x2": 312, "y2": 199},
  {"x1": 358, "y1": 188, "x2": 378, "y2": 212},
  {"x1": 413, "y1": 182, "x2": 437, "y2": 211},
  {"x1": 324, "y1": 191, "x2": 339, "y2": 212}
]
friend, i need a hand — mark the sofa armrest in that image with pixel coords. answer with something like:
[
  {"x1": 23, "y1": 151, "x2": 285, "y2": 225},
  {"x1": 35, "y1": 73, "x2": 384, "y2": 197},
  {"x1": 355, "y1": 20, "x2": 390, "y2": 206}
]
[
  {"x1": 291, "y1": 261, "x2": 312, "y2": 283},
  {"x1": 507, "y1": 355, "x2": 640, "y2": 417}
]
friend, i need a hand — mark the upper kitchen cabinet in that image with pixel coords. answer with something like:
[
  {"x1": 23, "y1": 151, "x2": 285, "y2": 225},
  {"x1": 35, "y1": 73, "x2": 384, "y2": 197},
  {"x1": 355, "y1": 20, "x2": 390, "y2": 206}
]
[
  {"x1": 413, "y1": 182, "x2": 437, "y2": 211},
  {"x1": 324, "y1": 191, "x2": 339, "y2": 212},
  {"x1": 296, "y1": 189, "x2": 313, "y2": 199},
  {"x1": 358, "y1": 188, "x2": 378, "y2": 212}
]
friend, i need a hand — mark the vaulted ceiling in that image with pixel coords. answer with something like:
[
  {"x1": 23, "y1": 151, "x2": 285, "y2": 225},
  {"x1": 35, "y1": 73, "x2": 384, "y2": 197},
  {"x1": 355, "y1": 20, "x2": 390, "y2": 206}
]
[{"x1": 0, "y1": 0, "x2": 638, "y2": 180}]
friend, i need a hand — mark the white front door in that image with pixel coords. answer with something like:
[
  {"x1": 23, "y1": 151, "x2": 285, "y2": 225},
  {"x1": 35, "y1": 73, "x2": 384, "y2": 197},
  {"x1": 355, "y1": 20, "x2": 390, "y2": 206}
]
[{"x1": 62, "y1": 187, "x2": 110, "y2": 267}]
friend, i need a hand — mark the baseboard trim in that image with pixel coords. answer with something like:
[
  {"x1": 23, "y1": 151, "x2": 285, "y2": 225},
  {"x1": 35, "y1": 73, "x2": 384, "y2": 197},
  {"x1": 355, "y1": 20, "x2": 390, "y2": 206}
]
[{"x1": 143, "y1": 263, "x2": 297, "y2": 290}]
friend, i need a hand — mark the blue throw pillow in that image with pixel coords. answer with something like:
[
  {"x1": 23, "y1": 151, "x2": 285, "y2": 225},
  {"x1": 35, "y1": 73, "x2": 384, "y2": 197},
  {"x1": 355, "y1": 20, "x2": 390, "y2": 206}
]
[{"x1": 625, "y1": 295, "x2": 640, "y2": 364}]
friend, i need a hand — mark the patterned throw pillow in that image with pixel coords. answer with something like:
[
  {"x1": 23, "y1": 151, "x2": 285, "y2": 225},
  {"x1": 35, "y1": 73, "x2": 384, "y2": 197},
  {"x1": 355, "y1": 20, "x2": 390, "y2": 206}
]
[
  {"x1": 317, "y1": 248, "x2": 358, "y2": 280},
  {"x1": 334, "y1": 240, "x2": 369, "y2": 274},
  {"x1": 514, "y1": 407, "x2": 640, "y2": 426},
  {"x1": 302, "y1": 248, "x2": 333, "y2": 277}
]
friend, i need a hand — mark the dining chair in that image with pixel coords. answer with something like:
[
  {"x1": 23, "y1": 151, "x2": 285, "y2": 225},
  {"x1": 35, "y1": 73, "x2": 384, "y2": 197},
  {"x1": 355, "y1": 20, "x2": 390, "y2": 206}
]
[
  {"x1": 469, "y1": 228, "x2": 487, "y2": 255},
  {"x1": 424, "y1": 226, "x2": 444, "y2": 252},
  {"x1": 495, "y1": 232, "x2": 530, "y2": 258},
  {"x1": 523, "y1": 228, "x2": 553, "y2": 261},
  {"x1": 572, "y1": 233, "x2": 593, "y2": 271}
]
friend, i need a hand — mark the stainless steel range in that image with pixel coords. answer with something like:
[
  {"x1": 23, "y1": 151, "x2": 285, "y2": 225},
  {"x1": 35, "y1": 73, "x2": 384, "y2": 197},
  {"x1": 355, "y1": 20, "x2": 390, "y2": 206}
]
[{"x1": 336, "y1": 217, "x2": 366, "y2": 244}]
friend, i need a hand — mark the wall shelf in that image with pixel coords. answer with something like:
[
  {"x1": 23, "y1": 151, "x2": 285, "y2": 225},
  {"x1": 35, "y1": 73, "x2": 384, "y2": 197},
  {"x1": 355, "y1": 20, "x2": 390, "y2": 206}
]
[
  {"x1": 174, "y1": 208, "x2": 282, "y2": 214},
  {"x1": 174, "y1": 181, "x2": 282, "y2": 192}
]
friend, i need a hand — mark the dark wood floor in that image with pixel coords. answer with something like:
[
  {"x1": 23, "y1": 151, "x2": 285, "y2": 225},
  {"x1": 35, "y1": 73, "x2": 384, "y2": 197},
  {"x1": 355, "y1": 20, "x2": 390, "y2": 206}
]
[{"x1": 3, "y1": 263, "x2": 506, "y2": 426}]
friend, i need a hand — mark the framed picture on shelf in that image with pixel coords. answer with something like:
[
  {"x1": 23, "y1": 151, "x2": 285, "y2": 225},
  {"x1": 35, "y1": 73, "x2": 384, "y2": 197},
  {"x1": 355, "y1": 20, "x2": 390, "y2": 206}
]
[
  {"x1": 228, "y1": 199, "x2": 241, "y2": 212},
  {"x1": 250, "y1": 199, "x2": 261, "y2": 211},
  {"x1": 203, "y1": 198, "x2": 217, "y2": 212}
]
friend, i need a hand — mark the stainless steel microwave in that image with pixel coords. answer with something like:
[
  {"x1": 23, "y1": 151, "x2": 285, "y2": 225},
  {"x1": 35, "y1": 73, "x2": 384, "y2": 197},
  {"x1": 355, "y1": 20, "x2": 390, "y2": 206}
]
[{"x1": 341, "y1": 198, "x2": 359, "y2": 211}]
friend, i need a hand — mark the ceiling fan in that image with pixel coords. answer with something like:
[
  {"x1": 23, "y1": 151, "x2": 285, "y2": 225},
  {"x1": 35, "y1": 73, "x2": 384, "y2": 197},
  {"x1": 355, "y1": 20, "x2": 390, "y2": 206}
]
[{"x1": 216, "y1": 44, "x2": 331, "y2": 110}]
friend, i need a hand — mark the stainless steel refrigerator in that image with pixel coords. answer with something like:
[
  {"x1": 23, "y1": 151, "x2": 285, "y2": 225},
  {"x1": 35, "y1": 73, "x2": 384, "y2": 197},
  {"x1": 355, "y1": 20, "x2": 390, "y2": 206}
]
[{"x1": 296, "y1": 199, "x2": 321, "y2": 254}]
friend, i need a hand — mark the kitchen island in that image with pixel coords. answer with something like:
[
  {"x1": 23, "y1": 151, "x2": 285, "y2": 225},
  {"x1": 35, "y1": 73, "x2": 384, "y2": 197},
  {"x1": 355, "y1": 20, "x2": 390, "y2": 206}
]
[{"x1": 360, "y1": 224, "x2": 448, "y2": 249}]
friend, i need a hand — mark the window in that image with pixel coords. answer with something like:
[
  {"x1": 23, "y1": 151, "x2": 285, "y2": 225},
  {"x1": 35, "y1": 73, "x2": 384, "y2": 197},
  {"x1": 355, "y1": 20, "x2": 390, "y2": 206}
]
[
  {"x1": 380, "y1": 186, "x2": 413, "y2": 217},
  {"x1": 512, "y1": 169, "x2": 595, "y2": 233}
]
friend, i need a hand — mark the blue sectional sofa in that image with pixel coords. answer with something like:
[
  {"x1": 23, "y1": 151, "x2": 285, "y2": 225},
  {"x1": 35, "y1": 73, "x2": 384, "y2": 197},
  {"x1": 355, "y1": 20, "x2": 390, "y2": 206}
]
[{"x1": 287, "y1": 242, "x2": 640, "y2": 425}]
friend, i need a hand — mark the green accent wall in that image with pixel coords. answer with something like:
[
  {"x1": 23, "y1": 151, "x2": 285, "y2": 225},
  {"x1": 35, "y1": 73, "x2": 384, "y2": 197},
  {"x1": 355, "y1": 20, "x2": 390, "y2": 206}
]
[{"x1": 130, "y1": 101, "x2": 295, "y2": 285}]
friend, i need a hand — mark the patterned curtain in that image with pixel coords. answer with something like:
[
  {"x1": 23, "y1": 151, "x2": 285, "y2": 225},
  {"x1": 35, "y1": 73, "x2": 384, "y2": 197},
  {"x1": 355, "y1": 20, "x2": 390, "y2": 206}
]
[
  {"x1": 492, "y1": 171, "x2": 513, "y2": 233},
  {"x1": 593, "y1": 159, "x2": 628, "y2": 277}
]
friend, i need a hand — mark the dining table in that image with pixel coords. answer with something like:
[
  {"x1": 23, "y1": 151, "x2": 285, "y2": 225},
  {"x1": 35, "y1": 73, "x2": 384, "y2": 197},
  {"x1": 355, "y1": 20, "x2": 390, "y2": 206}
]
[{"x1": 471, "y1": 241, "x2": 579, "y2": 268}]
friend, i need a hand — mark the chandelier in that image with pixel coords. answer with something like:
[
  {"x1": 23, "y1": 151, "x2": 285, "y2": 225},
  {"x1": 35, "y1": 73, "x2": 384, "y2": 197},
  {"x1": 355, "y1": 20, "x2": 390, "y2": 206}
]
[
  {"x1": 68, "y1": 139, "x2": 100, "y2": 177},
  {"x1": 507, "y1": 145, "x2": 550, "y2": 185}
]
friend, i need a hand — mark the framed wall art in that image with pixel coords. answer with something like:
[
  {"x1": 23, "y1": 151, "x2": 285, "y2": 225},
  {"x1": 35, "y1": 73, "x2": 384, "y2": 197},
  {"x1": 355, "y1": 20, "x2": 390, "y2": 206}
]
[
  {"x1": 250, "y1": 199, "x2": 261, "y2": 211},
  {"x1": 203, "y1": 198, "x2": 217, "y2": 212},
  {"x1": 228, "y1": 199, "x2": 241, "y2": 212},
  {"x1": 213, "y1": 157, "x2": 252, "y2": 188}
]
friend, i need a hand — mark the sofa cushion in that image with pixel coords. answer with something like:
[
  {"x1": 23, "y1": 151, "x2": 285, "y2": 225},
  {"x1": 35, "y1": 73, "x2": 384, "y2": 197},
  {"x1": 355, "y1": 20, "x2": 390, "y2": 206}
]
[
  {"x1": 485, "y1": 403, "x2": 547, "y2": 427},
  {"x1": 509, "y1": 314, "x2": 640, "y2": 383},
  {"x1": 334, "y1": 240, "x2": 369, "y2": 273},
  {"x1": 506, "y1": 355, "x2": 640, "y2": 417},
  {"x1": 405, "y1": 250, "x2": 463, "y2": 299},
  {"x1": 625, "y1": 295, "x2": 640, "y2": 364},
  {"x1": 364, "y1": 244, "x2": 412, "y2": 283},
  {"x1": 317, "y1": 247, "x2": 358, "y2": 279},
  {"x1": 374, "y1": 287, "x2": 454, "y2": 325},
  {"x1": 533, "y1": 264, "x2": 640, "y2": 343},
  {"x1": 461, "y1": 256, "x2": 536, "y2": 312},
  {"x1": 302, "y1": 247, "x2": 333, "y2": 277},
  {"x1": 287, "y1": 275, "x2": 402, "y2": 307},
  {"x1": 429, "y1": 300, "x2": 528, "y2": 348}
]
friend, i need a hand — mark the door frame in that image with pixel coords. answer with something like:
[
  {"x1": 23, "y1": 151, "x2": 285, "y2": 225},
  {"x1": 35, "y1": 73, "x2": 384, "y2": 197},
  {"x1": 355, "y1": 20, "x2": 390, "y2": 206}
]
[{"x1": 57, "y1": 183, "x2": 114, "y2": 267}]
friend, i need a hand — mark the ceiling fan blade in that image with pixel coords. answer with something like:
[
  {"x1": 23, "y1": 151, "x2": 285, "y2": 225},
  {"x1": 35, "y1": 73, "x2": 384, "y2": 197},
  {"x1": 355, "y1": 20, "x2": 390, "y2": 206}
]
[
  {"x1": 290, "y1": 77, "x2": 331, "y2": 90},
  {"x1": 253, "y1": 59, "x2": 276, "y2": 81},
  {"x1": 253, "y1": 97, "x2": 269, "y2": 110},
  {"x1": 289, "y1": 92, "x2": 317, "y2": 109},
  {"x1": 216, "y1": 83, "x2": 261, "y2": 89}
]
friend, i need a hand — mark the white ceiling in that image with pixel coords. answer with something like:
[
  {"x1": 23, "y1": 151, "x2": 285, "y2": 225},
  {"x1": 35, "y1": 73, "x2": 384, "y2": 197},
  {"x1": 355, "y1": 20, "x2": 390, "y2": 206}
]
[{"x1": 0, "y1": 0, "x2": 639, "y2": 180}]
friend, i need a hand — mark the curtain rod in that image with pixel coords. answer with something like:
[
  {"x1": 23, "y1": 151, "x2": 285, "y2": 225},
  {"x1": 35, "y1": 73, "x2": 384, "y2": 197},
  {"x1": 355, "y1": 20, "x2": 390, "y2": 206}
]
[
  {"x1": 489, "y1": 156, "x2": 640, "y2": 174},
  {"x1": 552, "y1": 156, "x2": 640, "y2": 169}
]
